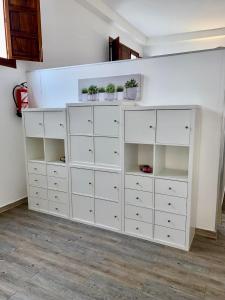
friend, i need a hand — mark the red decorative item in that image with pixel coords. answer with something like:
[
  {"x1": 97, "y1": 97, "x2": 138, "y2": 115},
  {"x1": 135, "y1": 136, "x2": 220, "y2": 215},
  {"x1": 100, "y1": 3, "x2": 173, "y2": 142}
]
[
  {"x1": 139, "y1": 165, "x2": 153, "y2": 174},
  {"x1": 13, "y1": 82, "x2": 28, "y2": 117}
]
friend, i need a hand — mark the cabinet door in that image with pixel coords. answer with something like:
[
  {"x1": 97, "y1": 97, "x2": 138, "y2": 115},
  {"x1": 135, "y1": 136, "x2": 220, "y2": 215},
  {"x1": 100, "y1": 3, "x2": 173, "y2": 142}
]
[
  {"x1": 95, "y1": 199, "x2": 121, "y2": 231},
  {"x1": 44, "y1": 112, "x2": 65, "y2": 138},
  {"x1": 69, "y1": 106, "x2": 93, "y2": 135},
  {"x1": 94, "y1": 106, "x2": 120, "y2": 137},
  {"x1": 95, "y1": 171, "x2": 120, "y2": 202},
  {"x1": 95, "y1": 137, "x2": 120, "y2": 166},
  {"x1": 24, "y1": 112, "x2": 44, "y2": 137},
  {"x1": 125, "y1": 110, "x2": 156, "y2": 143},
  {"x1": 70, "y1": 136, "x2": 94, "y2": 164},
  {"x1": 72, "y1": 194, "x2": 94, "y2": 224},
  {"x1": 71, "y1": 168, "x2": 94, "y2": 197},
  {"x1": 156, "y1": 110, "x2": 191, "y2": 145}
]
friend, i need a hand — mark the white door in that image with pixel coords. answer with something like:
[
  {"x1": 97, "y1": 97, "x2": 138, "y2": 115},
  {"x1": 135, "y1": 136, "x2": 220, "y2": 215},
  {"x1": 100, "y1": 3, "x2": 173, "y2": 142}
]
[
  {"x1": 156, "y1": 110, "x2": 191, "y2": 145},
  {"x1": 125, "y1": 110, "x2": 156, "y2": 143},
  {"x1": 95, "y1": 137, "x2": 120, "y2": 166},
  {"x1": 95, "y1": 171, "x2": 120, "y2": 202},
  {"x1": 94, "y1": 106, "x2": 120, "y2": 137},
  {"x1": 24, "y1": 112, "x2": 44, "y2": 137},
  {"x1": 44, "y1": 111, "x2": 65, "y2": 138},
  {"x1": 95, "y1": 199, "x2": 121, "y2": 230},
  {"x1": 72, "y1": 194, "x2": 94, "y2": 223},
  {"x1": 70, "y1": 136, "x2": 94, "y2": 164},
  {"x1": 69, "y1": 106, "x2": 93, "y2": 135},
  {"x1": 71, "y1": 168, "x2": 94, "y2": 197}
]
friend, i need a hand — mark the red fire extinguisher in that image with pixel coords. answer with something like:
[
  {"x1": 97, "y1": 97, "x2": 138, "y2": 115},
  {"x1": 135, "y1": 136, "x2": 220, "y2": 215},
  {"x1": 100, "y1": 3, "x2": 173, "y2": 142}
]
[{"x1": 13, "y1": 82, "x2": 29, "y2": 117}]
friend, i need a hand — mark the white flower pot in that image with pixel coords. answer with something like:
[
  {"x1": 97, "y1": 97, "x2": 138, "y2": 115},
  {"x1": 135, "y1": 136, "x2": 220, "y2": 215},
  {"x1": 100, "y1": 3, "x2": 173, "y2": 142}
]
[
  {"x1": 88, "y1": 94, "x2": 98, "y2": 101},
  {"x1": 81, "y1": 94, "x2": 88, "y2": 102},
  {"x1": 117, "y1": 91, "x2": 124, "y2": 101},
  {"x1": 106, "y1": 93, "x2": 115, "y2": 101},
  {"x1": 98, "y1": 92, "x2": 105, "y2": 102},
  {"x1": 126, "y1": 87, "x2": 138, "y2": 100}
]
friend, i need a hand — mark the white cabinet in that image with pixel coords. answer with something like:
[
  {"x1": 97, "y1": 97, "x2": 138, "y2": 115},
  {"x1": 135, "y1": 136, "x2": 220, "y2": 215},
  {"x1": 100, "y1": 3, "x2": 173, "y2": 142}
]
[
  {"x1": 125, "y1": 219, "x2": 153, "y2": 239},
  {"x1": 95, "y1": 171, "x2": 120, "y2": 202},
  {"x1": 95, "y1": 199, "x2": 121, "y2": 230},
  {"x1": 94, "y1": 137, "x2": 120, "y2": 166},
  {"x1": 47, "y1": 164, "x2": 67, "y2": 178},
  {"x1": 29, "y1": 174, "x2": 47, "y2": 188},
  {"x1": 44, "y1": 112, "x2": 66, "y2": 138},
  {"x1": 125, "y1": 174, "x2": 153, "y2": 192},
  {"x1": 125, "y1": 189, "x2": 153, "y2": 208},
  {"x1": 125, "y1": 110, "x2": 156, "y2": 143},
  {"x1": 94, "y1": 106, "x2": 120, "y2": 137},
  {"x1": 156, "y1": 110, "x2": 191, "y2": 145},
  {"x1": 155, "y1": 211, "x2": 186, "y2": 231},
  {"x1": 29, "y1": 198, "x2": 48, "y2": 212},
  {"x1": 154, "y1": 225, "x2": 186, "y2": 246},
  {"x1": 125, "y1": 205, "x2": 153, "y2": 223},
  {"x1": 29, "y1": 186, "x2": 47, "y2": 199},
  {"x1": 155, "y1": 194, "x2": 186, "y2": 215},
  {"x1": 28, "y1": 162, "x2": 46, "y2": 175},
  {"x1": 47, "y1": 177, "x2": 67, "y2": 192},
  {"x1": 48, "y1": 201, "x2": 68, "y2": 217},
  {"x1": 24, "y1": 112, "x2": 44, "y2": 137},
  {"x1": 48, "y1": 190, "x2": 68, "y2": 204},
  {"x1": 70, "y1": 136, "x2": 94, "y2": 164},
  {"x1": 155, "y1": 179, "x2": 188, "y2": 198},
  {"x1": 72, "y1": 194, "x2": 94, "y2": 223},
  {"x1": 71, "y1": 168, "x2": 94, "y2": 197},
  {"x1": 69, "y1": 106, "x2": 93, "y2": 135}
]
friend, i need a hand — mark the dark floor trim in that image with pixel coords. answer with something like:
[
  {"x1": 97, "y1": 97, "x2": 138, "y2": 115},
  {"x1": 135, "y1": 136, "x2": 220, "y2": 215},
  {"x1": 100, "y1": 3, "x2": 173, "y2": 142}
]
[
  {"x1": 0, "y1": 197, "x2": 27, "y2": 214},
  {"x1": 196, "y1": 228, "x2": 217, "y2": 240}
]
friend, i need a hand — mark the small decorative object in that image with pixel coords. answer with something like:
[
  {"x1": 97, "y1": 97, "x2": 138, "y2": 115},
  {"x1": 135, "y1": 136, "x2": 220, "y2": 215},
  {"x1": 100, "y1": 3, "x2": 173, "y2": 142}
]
[
  {"x1": 106, "y1": 83, "x2": 115, "y2": 101},
  {"x1": 88, "y1": 85, "x2": 98, "y2": 101},
  {"x1": 125, "y1": 78, "x2": 138, "y2": 100},
  {"x1": 81, "y1": 88, "x2": 88, "y2": 101},
  {"x1": 98, "y1": 87, "x2": 106, "y2": 102},
  {"x1": 139, "y1": 165, "x2": 153, "y2": 174},
  {"x1": 60, "y1": 156, "x2": 66, "y2": 163},
  {"x1": 116, "y1": 86, "x2": 124, "y2": 101}
]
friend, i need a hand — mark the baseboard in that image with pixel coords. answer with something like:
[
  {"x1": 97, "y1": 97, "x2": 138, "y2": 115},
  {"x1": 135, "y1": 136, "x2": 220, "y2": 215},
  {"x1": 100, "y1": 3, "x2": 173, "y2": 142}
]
[
  {"x1": 0, "y1": 197, "x2": 28, "y2": 214},
  {"x1": 195, "y1": 228, "x2": 217, "y2": 240}
]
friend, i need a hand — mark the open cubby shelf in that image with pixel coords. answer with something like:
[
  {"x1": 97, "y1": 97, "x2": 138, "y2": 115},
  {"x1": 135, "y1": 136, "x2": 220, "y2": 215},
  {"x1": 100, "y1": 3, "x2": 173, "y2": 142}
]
[{"x1": 26, "y1": 138, "x2": 45, "y2": 162}]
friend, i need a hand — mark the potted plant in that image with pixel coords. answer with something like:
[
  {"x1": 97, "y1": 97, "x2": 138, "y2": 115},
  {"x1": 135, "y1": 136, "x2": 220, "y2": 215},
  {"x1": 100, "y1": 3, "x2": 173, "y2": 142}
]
[
  {"x1": 105, "y1": 83, "x2": 115, "y2": 101},
  {"x1": 81, "y1": 88, "x2": 88, "y2": 101},
  {"x1": 98, "y1": 87, "x2": 106, "y2": 102},
  {"x1": 88, "y1": 85, "x2": 98, "y2": 101},
  {"x1": 116, "y1": 85, "x2": 124, "y2": 101},
  {"x1": 125, "y1": 78, "x2": 138, "y2": 100}
]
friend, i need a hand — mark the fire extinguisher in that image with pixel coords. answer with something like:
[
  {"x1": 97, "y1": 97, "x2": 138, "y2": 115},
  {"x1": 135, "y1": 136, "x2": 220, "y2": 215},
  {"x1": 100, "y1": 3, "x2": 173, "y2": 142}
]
[{"x1": 13, "y1": 82, "x2": 29, "y2": 117}]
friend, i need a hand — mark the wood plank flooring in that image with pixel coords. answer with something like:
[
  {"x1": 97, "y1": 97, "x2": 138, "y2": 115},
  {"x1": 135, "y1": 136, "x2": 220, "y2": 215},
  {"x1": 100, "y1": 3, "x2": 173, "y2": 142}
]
[{"x1": 0, "y1": 204, "x2": 225, "y2": 300}]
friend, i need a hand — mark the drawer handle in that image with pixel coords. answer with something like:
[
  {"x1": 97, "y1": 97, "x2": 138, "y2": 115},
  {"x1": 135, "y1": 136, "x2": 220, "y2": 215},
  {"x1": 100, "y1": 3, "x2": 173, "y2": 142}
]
[
  {"x1": 113, "y1": 186, "x2": 117, "y2": 189},
  {"x1": 38, "y1": 122, "x2": 43, "y2": 126},
  {"x1": 54, "y1": 195, "x2": 58, "y2": 199},
  {"x1": 53, "y1": 170, "x2": 57, "y2": 173},
  {"x1": 114, "y1": 120, "x2": 118, "y2": 123},
  {"x1": 59, "y1": 123, "x2": 64, "y2": 127},
  {"x1": 89, "y1": 182, "x2": 92, "y2": 185},
  {"x1": 168, "y1": 220, "x2": 171, "y2": 223},
  {"x1": 185, "y1": 126, "x2": 189, "y2": 129},
  {"x1": 168, "y1": 187, "x2": 172, "y2": 190},
  {"x1": 88, "y1": 119, "x2": 92, "y2": 123},
  {"x1": 35, "y1": 192, "x2": 39, "y2": 195},
  {"x1": 34, "y1": 168, "x2": 38, "y2": 171},
  {"x1": 114, "y1": 215, "x2": 118, "y2": 218},
  {"x1": 54, "y1": 182, "x2": 58, "y2": 185},
  {"x1": 34, "y1": 179, "x2": 38, "y2": 182},
  {"x1": 136, "y1": 197, "x2": 139, "y2": 200},
  {"x1": 55, "y1": 208, "x2": 59, "y2": 211},
  {"x1": 136, "y1": 227, "x2": 139, "y2": 230},
  {"x1": 89, "y1": 209, "x2": 93, "y2": 213},
  {"x1": 88, "y1": 149, "x2": 93, "y2": 152},
  {"x1": 136, "y1": 213, "x2": 139, "y2": 216},
  {"x1": 168, "y1": 202, "x2": 171, "y2": 206},
  {"x1": 114, "y1": 151, "x2": 118, "y2": 154},
  {"x1": 149, "y1": 125, "x2": 153, "y2": 128},
  {"x1": 136, "y1": 182, "x2": 140, "y2": 185},
  {"x1": 167, "y1": 234, "x2": 171, "y2": 238}
]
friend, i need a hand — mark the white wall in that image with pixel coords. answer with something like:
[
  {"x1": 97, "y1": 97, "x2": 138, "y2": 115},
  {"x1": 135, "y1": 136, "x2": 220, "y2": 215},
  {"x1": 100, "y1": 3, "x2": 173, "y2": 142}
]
[{"x1": 27, "y1": 49, "x2": 225, "y2": 232}]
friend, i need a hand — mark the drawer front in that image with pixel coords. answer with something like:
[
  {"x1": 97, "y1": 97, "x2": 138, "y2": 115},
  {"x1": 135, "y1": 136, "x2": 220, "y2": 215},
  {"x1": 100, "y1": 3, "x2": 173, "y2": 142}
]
[
  {"x1": 94, "y1": 106, "x2": 120, "y2": 137},
  {"x1": 44, "y1": 111, "x2": 66, "y2": 139},
  {"x1": 95, "y1": 171, "x2": 120, "y2": 202},
  {"x1": 69, "y1": 106, "x2": 93, "y2": 135},
  {"x1": 29, "y1": 186, "x2": 47, "y2": 200},
  {"x1": 70, "y1": 136, "x2": 94, "y2": 164},
  {"x1": 125, "y1": 219, "x2": 153, "y2": 239},
  {"x1": 24, "y1": 112, "x2": 44, "y2": 137},
  {"x1": 29, "y1": 174, "x2": 47, "y2": 188},
  {"x1": 155, "y1": 179, "x2": 187, "y2": 198},
  {"x1": 154, "y1": 225, "x2": 186, "y2": 247},
  {"x1": 125, "y1": 175, "x2": 153, "y2": 192},
  {"x1": 125, "y1": 189, "x2": 153, "y2": 208},
  {"x1": 125, "y1": 205, "x2": 153, "y2": 223},
  {"x1": 48, "y1": 190, "x2": 68, "y2": 204},
  {"x1": 47, "y1": 177, "x2": 67, "y2": 192},
  {"x1": 71, "y1": 168, "x2": 94, "y2": 197},
  {"x1": 48, "y1": 201, "x2": 68, "y2": 217},
  {"x1": 47, "y1": 164, "x2": 67, "y2": 178},
  {"x1": 94, "y1": 137, "x2": 120, "y2": 166},
  {"x1": 72, "y1": 194, "x2": 94, "y2": 223},
  {"x1": 29, "y1": 197, "x2": 48, "y2": 211},
  {"x1": 95, "y1": 199, "x2": 121, "y2": 231},
  {"x1": 28, "y1": 162, "x2": 46, "y2": 175},
  {"x1": 155, "y1": 194, "x2": 187, "y2": 215},
  {"x1": 155, "y1": 211, "x2": 186, "y2": 231}
]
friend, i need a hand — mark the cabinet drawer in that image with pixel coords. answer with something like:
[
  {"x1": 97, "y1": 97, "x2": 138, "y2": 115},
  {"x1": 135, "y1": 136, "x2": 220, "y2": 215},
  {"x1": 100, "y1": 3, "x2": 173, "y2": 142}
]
[
  {"x1": 155, "y1": 179, "x2": 187, "y2": 198},
  {"x1": 95, "y1": 171, "x2": 120, "y2": 202},
  {"x1": 29, "y1": 197, "x2": 48, "y2": 211},
  {"x1": 94, "y1": 137, "x2": 120, "y2": 166},
  {"x1": 125, "y1": 205, "x2": 153, "y2": 223},
  {"x1": 44, "y1": 111, "x2": 66, "y2": 139},
  {"x1": 47, "y1": 164, "x2": 67, "y2": 178},
  {"x1": 72, "y1": 194, "x2": 94, "y2": 223},
  {"x1": 48, "y1": 190, "x2": 68, "y2": 204},
  {"x1": 24, "y1": 112, "x2": 44, "y2": 137},
  {"x1": 70, "y1": 136, "x2": 94, "y2": 164},
  {"x1": 155, "y1": 211, "x2": 186, "y2": 231},
  {"x1": 125, "y1": 189, "x2": 153, "y2": 208},
  {"x1": 155, "y1": 194, "x2": 186, "y2": 215},
  {"x1": 95, "y1": 199, "x2": 121, "y2": 231},
  {"x1": 154, "y1": 225, "x2": 186, "y2": 247},
  {"x1": 69, "y1": 106, "x2": 93, "y2": 135},
  {"x1": 48, "y1": 201, "x2": 68, "y2": 217},
  {"x1": 29, "y1": 186, "x2": 47, "y2": 200},
  {"x1": 29, "y1": 174, "x2": 47, "y2": 188},
  {"x1": 71, "y1": 168, "x2": 94, "y2": 197},
  {"x1": 125, "y1": 175, "x2": 153, "y2": 192},
  {"x1": 28, "y1": 162, "x2": 46, "y2": 175},
  {"x1": 47, "y1": 177, "x2": 67, "y2": 192},
  {"x1": 125, "y1": 219, "x2": 153, "y2": 239},
  {"x1": 94, "y1": 106, "x2": 120, "y2": 137}
]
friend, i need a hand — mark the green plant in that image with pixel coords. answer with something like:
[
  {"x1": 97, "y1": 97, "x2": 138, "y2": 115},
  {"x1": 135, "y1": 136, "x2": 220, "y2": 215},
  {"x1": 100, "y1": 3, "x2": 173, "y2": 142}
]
[
  {"x1": 116, "y1": 86, "x2": 124, "y2": 92},
  {"x1": 88, "y1": 85, "x2": 98, "y2": 95},
  {"x1": 106, "y1": 83, "x2": 115, "y2": 94},
  {"x1": 81, "y1": 88, "x2": 88, "y2": 94},
  {"x1": 125, "y1": 79, "x2": 138, "y2": 88},
  {"x1": 98, "y1": 87, "x2": 106, "y2": 93}
]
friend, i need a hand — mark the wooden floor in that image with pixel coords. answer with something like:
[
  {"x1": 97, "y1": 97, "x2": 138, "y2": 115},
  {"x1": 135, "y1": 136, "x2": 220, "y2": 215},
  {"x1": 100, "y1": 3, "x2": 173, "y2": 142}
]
[{"x1": 0, "y1": 205, "x2": 225, "y2": 300}]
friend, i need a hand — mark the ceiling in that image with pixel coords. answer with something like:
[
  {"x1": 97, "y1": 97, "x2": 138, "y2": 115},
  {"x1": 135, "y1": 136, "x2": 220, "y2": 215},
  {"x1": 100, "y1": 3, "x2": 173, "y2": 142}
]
[{"x1": 102, "y1": 0, "x2": 225, "y2": 37}]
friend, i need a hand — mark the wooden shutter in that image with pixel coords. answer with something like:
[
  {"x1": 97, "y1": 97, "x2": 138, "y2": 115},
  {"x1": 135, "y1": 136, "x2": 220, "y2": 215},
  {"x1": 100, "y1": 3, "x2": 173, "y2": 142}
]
[
  {"x1": 4, "y1": 0, "x2": 43, "y2": 61},
  {"x1": 109, "y1": 36, "x2": 140, "y2": 61}
]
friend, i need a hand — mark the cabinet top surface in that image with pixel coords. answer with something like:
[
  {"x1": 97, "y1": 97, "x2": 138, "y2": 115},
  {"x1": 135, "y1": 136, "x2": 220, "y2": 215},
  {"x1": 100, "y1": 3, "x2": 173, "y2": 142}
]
[
  {"x1": 23, "y1": 108, "x2": 66, "y2": 112},
  {"x1": 122, "y1": 104, "x2": 200, "y2": 110}
]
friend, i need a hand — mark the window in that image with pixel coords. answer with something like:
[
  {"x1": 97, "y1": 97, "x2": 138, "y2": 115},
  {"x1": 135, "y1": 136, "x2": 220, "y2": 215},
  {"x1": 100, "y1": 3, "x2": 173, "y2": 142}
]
[
  {"x1": 0, "y1": 0, "x2": 7, "y2": 58},
  {"x1": 109, "y1": 37, "x2": 140, "y2": 61}
]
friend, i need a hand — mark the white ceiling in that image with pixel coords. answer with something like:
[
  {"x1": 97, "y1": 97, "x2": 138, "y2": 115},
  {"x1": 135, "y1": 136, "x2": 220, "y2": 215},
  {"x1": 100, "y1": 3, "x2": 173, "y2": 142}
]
[{"x1": 103, "y1": 0, "x2": 225, "y2": 37}]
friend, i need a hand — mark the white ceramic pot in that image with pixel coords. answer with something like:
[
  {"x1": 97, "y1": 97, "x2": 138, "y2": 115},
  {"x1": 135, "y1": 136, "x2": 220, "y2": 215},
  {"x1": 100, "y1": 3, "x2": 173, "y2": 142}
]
[
  {"x1": 81, "y1": 93, "x2": 88, "y2": 102},
  {"x1": 126, "y1": 87, "x2": 138, "y2": 100},
  {"x1": 117, "y1": 91, "x2": 124, "y2": 101},
  {"x1": 98, "y1": 92, "x2": 105, "y2": 102},
  {"x1": 88, "y1": 94, "x2": 98, "y2": 101},
  {"x1": 106, "y1": 93, "x2": 115, "y2": 101}
]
